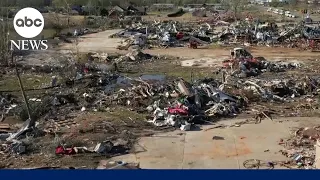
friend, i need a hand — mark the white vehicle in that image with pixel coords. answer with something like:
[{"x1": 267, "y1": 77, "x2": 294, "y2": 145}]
[{"x1": 267, "y1": 8, "x2": 272, "y2": 12}]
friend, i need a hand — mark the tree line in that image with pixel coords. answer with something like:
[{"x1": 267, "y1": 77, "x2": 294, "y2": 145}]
[{"x1": 1, "y1": 0, "x2": 225, "y2": 7}]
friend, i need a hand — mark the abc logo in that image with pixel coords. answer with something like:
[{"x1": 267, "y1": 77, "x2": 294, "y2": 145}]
[{"x1": 13, "y1": 7, "x2": 44, "y2": 39}]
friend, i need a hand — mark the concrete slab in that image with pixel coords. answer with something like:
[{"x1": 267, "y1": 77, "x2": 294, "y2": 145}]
[
  {"x1": 134, "y1": 135, "x2": 185, "y2": 169},
  {"x1": 60, "y1": 29, "x2": 123, "y2": 53},
  {"x1": 110, "y1": 117, "x2": 320, "y2": 169}
]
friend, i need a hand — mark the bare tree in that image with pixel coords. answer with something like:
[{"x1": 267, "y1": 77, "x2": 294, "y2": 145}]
[
  {"x1": 16, "y1": 0, "x2": 45, "y2": 8},
  {"x1": 50, "y1": 13, "x2": 65, "y2": 35},
  {"x1": 222, "y1": 0, "x2": 249, "y2": 21},
  {"x1": 53, "y1": 0, "x2": 76, "y2": 27},
  {"x1": 0, "y1": 2, "x2": 12, "y2": 66}
]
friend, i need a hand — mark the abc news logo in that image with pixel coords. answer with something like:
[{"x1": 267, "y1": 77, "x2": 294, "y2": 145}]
[
  {"x1": 10, "y1": 7, "x2": 48, "y2": 51},
  {"x1": 15, "y1": 17, "x2": 43, "y2": 27}
]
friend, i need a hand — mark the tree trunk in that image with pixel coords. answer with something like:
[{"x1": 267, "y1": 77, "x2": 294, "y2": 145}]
[
  {"x1": 0, "y1": 9, "x2": 10, "y2": 67},
  {"x1": 234, "y1": 7, "x2": 237, "y2": 22}
]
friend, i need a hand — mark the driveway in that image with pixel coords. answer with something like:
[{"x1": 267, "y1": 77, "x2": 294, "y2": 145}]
[{"x1": 108, "y1": 117, "x2": 320, "y2": 169}]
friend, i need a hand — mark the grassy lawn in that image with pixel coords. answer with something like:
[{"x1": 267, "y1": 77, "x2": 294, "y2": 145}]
[
  {"x1": 0, "y1": 74, "x2": 52, "y2": 92},
  {"x1": 105, "y1": 107, "x2": 147, "y2": 121},
  {"x1": 43, "y1": 13, "x2": 86, "y2": 28},
  {"x1": 124, "y1": 59, "x2": 216, "y2": 82}
]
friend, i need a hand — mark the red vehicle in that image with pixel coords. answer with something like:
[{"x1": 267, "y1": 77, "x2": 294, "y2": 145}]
[
  {"x1": 176, "y1": 32, "x2": 184, "y2": 39},
  {"x1": 309, "y1": 39, "x2": 320, "y2": 52},
  {"x1": 222, "y1": 47, "x2": 264, "y2": 69},
  {"x1": 189, "y1": 41, "x2": 198, "y2": 49}
]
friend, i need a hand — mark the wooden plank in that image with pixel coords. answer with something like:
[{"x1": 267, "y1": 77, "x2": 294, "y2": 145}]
[
  {"x1": 0, "y1": 123, "x2": 10, "y2": 129},
  {"x1": 97, "y1": 160, "x2": 140, "y2": 169}
]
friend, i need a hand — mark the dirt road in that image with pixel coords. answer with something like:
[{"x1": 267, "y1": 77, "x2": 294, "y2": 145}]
[
  {"x1": 60, "y1": 29, "x2": 320, "y2": 61},
  {"x1": 60, "y1": 29, "x2": 124, "y2": 53},
  {"x1": 146, "y1": 46, "x2": 320, "y2": 59}
]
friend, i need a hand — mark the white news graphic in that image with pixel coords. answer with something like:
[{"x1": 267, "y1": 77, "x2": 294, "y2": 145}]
[
  {"x1": 13, "y1": 7, "x2": 44, "y2": 39},
  {"x1": 11, "y1": 7, "x2": 48, "y2": 50}
]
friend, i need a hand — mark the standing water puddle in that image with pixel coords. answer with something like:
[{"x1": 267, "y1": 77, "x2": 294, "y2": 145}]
[
  {"x1": 104, "y1": 74, "x2": 166, "y2": 94},
  {"x1": 140, "y1": 74, "x2": 166, "y2": 82}
]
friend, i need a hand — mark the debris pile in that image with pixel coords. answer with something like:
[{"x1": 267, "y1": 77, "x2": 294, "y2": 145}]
[
  {"x1": 4, "y1": 9, "x2": 320, "y2": 169},
  {"x1": 111, "y1": 20, "x2": 212, "y2": 49},
  {"x1": 238, "y1": 76, "x2": 319, "y2": 102},
  {"x1": 222, "y1": 47, "x2": 302, "y2": 77},
  {"x1": 148, "y1": 79, "x2": 243, "y2": 130},
  {"x1": 279, "y1": 126, "x2": 320, "y2": 169},
  {"x1": 0, "y1": 94, "x2": 18, "y2": 122},
  {"x1": 1, "y1": 44, "x2": 314, "y2": 136},
  {"x1": 14, "y1": 55, "x2": 312, "y2": 133},
  {"x1": 106, "y1": 77, "x2": 243, "y2": 131},
  {"x1": 55, "y1": 140, "x2": 115, "y2": 155},
  {"x1": 109, "y1": 17, "x2": 320, "y2": 51},
  {"x1": 115, "y1": 50, "x2": 154, "y2": 63},
  {"x1": 89, "y1": 50, "x2": 156, "y2": 64}
]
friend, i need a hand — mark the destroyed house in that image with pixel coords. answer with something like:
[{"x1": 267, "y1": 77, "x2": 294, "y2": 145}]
[
  {"x1": 185, "y1": 4, "x2": 215, "y2": 8},
  {"x1": 108, "y1": 5, "x2": 125, "y2": 18},
  {"x1": 108, "y1": 9, "x2": 122, "y2": 18},
  {"x1": 185, "y1": 4, "x2": 203, "y2": 8},
  {"x1": 72, "y1": 5, "x2": 83, "y2": 14},
  {"x1": 111, "y1": 5, "x2": 146, "y2": 16},
  {"x1": 113, "y1": 5, "x2": 126, "y2": 13},
  {"x1": 71, "y1": 5, "x2": 92, "y2": 15},
  {"x1": 127, "y1": 5, "x2": 146, "y2": 16},
  {"x1": 185, "y1": 3, "x2": 225, "y2": 11}
]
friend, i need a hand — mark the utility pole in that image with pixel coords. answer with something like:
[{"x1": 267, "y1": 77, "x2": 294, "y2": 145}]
[{"x1": 13, "y1": 55, "x2": 33, "y2": 127}]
